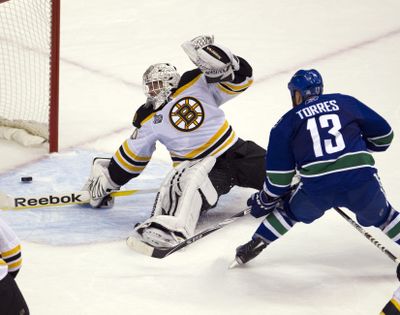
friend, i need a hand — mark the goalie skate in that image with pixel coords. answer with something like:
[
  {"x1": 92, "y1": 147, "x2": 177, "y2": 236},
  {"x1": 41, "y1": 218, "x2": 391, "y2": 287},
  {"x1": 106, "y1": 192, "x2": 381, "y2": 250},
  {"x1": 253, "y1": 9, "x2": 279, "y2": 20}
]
[
  {"x1": 141, "y1": 226, "x2": 185, "y2": 248},
  {"x1": 126, "y1": 227, "x2": 185, "y2": 258}
]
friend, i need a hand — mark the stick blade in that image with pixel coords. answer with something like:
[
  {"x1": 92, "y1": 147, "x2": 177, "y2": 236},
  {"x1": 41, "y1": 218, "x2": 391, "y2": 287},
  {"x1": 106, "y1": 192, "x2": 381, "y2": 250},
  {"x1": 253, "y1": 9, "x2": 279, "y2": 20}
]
[{"x1": 126, "y1": 207, "x2": 251, "y2": 259}]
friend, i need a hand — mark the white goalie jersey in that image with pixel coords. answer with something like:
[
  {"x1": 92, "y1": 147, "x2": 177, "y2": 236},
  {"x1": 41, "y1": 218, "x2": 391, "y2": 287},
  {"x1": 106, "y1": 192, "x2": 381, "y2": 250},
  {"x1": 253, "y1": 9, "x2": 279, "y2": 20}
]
[
  {"x1": 109, "y1": 58, "x2": 253, "y2": 184},
  {"x1": 0, "y1": 217, "x2": 22, "y2": 281}
]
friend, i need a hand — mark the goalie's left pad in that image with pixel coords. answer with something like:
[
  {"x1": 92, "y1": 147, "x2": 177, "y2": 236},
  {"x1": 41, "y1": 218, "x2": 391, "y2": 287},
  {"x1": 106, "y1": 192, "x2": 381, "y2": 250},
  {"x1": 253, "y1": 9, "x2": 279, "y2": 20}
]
[
  {"x1": 135, "y1": 156, "x2": 218, "y2": 247},
  {"x1": 182, "y1": 35, "x2": 240, "y2": 83},
  {"x1": 82, "y1": 158, "x2": 121, "y2": 208}
]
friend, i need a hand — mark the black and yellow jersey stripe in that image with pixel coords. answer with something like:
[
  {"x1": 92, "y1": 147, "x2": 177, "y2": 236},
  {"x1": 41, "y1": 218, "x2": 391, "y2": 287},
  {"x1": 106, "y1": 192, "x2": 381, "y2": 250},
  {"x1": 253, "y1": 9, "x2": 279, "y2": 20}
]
[
  {"x1": 109, "y1": 56, "x2": 253, "y2": 185},
  {"x1": 170, "y1": 120, "x2": 237, "y2": 165},
  {"x1": 172, "y1": 71, "x2": 202, "y2": 98},
  {"x1": 114, "y1": 140, "x2": 151, "y2": 174},
  {"x1": 381, "y1": 297, "x2": 400, "y2": 315},
  {"x1": 217, "y1": 79, "x2": 253, "y2": 95},
  {"x1": 0, "y1": 244, "x2": 22, "y2": 280}
]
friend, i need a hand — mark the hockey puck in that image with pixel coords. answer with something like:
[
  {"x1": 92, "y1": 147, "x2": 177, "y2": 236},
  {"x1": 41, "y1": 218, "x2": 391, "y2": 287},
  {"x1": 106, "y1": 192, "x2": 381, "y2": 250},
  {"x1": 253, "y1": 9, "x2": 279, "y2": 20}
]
[{"x1": 21, "y1": 176, "x2": 33, "y2": 183}]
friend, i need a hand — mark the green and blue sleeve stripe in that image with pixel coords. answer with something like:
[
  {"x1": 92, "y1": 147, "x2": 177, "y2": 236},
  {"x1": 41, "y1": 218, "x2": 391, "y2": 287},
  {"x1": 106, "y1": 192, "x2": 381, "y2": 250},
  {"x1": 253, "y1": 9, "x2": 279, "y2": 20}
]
[
  {"x1": 265, "y1": 169, "x2": 296, "y2": 197},
  {"x1": 366, "y1": 129, "x2": 394, "y2": 152}
]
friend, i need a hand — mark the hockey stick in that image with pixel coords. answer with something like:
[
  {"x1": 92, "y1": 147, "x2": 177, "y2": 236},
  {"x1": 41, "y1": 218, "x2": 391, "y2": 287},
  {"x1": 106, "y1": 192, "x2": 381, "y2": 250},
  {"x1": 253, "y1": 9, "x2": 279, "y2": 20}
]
[
  {"x1": 126, "y1": 207, "x2": 251, "y2": 258},
  {"x1": 335, "y1": 207, "x2": 400, "y2": 264},
  {"x1": 0, "y1": 188, "x2": 158, "y2": 210}
]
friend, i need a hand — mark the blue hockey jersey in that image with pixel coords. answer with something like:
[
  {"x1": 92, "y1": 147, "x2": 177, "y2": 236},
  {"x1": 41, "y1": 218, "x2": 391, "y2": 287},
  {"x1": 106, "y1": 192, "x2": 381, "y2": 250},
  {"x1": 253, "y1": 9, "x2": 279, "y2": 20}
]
[{"x1": 264, "y1": 93, "x2": 394, "y2": 197}]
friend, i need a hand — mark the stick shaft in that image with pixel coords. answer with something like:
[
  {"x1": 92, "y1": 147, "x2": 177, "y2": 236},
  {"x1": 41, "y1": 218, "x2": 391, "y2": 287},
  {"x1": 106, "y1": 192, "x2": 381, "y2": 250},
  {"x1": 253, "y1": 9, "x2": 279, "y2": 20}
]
[
  {"x1": 127, "y1": 207, "x2": 251, "y2": 258},
  {"x1": 335, "y1": 207, "x2": 400, "y2": 263}
]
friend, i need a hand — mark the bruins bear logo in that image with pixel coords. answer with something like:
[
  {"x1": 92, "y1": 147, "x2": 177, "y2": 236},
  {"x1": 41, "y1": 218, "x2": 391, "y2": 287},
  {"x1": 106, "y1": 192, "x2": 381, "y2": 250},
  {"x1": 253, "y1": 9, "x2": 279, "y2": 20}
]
[{"x1": 169, "y1": 97, "x2": 204, "y2": 132}]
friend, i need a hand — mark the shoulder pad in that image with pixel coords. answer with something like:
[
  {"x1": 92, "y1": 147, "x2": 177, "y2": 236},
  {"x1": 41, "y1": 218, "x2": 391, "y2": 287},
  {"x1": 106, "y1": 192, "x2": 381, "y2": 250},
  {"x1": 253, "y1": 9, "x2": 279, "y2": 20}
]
[
  {"x1": 132, "y1": 104, "x2": 156, "y2": 128},
  {"x1": 176, "y1": 69, "x2": 202, "y2": 89},
  {"x1": 170, "y1": 69, "x2": 203, "y2": 98}
]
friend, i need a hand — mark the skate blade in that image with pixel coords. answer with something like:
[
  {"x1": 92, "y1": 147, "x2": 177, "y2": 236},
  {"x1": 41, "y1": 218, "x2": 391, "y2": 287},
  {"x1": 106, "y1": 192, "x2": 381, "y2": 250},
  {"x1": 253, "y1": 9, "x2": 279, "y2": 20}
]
[{"x1": 229, "y1": 259, "x2": 239, "y2": 269}]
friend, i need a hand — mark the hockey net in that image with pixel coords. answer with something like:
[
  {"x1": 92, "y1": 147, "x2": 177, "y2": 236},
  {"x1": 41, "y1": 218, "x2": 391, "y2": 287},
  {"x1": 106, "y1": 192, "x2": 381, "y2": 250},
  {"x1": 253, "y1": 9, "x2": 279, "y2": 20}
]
[{"x1": 0, "y1": 0, "x2": 60, "y2": 152}]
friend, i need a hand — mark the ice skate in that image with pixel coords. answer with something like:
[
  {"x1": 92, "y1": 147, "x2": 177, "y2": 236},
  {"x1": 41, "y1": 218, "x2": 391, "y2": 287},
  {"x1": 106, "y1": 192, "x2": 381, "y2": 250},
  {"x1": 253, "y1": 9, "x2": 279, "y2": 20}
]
[
  {"x1": 140, "y1": 226, "x2": 186, "y2": 248},
  {"x1": 234, "y1": 237, "x2": 267, "y2": 265}
]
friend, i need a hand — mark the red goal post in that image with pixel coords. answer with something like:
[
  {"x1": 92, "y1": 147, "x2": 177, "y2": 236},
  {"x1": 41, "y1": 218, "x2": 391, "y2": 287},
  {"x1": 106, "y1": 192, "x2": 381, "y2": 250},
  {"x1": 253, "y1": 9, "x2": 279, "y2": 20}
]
[{"x1": 0, "y1": 0, "x2": 60, "y2": 152}]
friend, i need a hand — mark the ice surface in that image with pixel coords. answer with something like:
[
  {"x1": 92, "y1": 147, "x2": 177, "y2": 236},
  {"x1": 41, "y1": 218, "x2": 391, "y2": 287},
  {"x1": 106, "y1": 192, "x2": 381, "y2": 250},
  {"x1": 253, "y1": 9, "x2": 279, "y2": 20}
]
[
  {"x1": 0, "y1": 149, "x2": 251, "y2": 245},
  {"x1": 0, "y1": 0, "x2": 400, "y2": 314},
  {"x1": 0, "y1": 149, "x2": 166, "y2": 245}
]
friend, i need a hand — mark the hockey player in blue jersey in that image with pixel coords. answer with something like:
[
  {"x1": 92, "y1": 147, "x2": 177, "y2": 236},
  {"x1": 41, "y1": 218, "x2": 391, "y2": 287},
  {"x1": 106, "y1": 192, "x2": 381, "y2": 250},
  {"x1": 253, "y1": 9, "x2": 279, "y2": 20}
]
[{"x1": 232, "y1": 68, "x2": 397, "y2": 265}]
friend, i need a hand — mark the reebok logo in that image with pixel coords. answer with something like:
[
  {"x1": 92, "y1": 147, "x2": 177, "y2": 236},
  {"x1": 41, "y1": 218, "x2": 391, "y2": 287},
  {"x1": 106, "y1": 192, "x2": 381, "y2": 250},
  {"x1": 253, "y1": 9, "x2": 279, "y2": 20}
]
[{"x1": 14, "y1": 193, "x2": 83, "y2": 207}]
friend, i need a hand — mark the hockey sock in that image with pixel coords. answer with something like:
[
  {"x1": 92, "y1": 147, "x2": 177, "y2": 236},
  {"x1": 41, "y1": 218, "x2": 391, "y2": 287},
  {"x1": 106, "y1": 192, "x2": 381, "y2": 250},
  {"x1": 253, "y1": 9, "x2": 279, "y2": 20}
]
[
  {"x1": 254, "y1": 207, "x2": 297, "y2": 244},
  {"x1": 381, "y1": 206, "x2": 400, "y2": 245}
]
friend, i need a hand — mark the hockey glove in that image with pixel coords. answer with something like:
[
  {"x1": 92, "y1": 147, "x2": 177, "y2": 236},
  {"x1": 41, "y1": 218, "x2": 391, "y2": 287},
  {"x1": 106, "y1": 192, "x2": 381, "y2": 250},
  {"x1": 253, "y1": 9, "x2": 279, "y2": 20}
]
[
  {"x1": 181, "y1": 35, "x2": 239, "y2": 82},
  {"x1": 247, "y1": 190, "x2": 280, "y2": 218},
  {"x1": 181, "y1": 35, "x2": 214, "y2": 63},
  {"x1": 82, "y1": 158, "x2": 121, "y2": 209}
]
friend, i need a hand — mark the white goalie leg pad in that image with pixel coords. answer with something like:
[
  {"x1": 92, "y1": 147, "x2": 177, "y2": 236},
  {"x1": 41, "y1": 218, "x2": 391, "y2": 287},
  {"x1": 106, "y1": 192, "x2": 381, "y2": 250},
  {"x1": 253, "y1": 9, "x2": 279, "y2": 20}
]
[
  {"x1": 153, "y1": 160, "x2": 193, "y2": 217},
  {"x1": 137, "y1": 156, "x2": 218, "y2": 244}
]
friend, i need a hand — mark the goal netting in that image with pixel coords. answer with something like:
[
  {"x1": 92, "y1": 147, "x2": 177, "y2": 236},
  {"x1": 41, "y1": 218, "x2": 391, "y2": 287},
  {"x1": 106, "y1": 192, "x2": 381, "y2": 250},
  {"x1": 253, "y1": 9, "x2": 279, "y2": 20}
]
[{"x1": 0, "y1": 0, "x2": 60, "y2": 152}]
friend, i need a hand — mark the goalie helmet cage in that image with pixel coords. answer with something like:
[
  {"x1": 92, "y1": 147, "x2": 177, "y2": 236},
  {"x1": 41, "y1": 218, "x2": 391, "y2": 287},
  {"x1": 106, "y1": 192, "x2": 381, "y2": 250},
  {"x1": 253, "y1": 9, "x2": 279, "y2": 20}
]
[{"x1": 0, "y1": 0, "x2": 60, "y2": 152}]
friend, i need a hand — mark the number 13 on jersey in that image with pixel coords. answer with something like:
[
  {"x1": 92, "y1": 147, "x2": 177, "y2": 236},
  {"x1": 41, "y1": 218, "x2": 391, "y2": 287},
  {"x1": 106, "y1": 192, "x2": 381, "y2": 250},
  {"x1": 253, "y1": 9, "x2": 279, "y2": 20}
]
[{"x1": 306, "y1": 114, "x2": 345, "y2": 157}]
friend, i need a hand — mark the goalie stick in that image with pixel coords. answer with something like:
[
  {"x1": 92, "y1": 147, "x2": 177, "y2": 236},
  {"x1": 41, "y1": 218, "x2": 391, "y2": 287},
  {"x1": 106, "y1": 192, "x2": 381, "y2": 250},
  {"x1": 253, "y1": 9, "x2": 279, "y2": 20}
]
[
  {"x1": 0, "y1": 188, "x2": 158, "y2": 210},
  {"x1": 126, "y1": 207, "x2": 251, "y2": 258},
  {"x1": 335, "y1": 207, "x2": 400, "y2": 264}
]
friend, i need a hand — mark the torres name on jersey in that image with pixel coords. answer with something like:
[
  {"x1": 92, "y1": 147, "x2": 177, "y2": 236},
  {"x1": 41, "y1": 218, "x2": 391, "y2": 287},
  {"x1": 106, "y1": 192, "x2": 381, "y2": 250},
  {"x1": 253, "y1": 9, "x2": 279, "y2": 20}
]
[{"x1": 265, "y1": 93, "x2": 394, "y2": 197}]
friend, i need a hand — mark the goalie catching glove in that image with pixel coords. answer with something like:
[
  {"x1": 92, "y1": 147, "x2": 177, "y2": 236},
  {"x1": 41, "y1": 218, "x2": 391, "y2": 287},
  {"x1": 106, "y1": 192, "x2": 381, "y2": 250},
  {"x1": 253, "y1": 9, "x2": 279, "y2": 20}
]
[
  {"x1": 82, "y1": 158, "x2": 121, "y2": 208},
  {"x1": 181, "y1": 35, "x2": 239, "y2": 82}
]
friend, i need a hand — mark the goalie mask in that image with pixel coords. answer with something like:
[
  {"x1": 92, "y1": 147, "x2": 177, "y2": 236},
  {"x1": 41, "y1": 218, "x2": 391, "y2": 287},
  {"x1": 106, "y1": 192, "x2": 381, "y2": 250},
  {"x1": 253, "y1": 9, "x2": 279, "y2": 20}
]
[{"x1": 143, "y1": 63, "x2": 181, "y2": 110}]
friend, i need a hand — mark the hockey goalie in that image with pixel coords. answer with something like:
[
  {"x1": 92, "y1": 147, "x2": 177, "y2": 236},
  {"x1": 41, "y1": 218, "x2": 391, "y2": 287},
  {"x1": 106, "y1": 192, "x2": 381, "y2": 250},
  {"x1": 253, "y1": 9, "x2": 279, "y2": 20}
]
[{"x1": 82, "y1": 35, "x2": 266, "y2": 250}]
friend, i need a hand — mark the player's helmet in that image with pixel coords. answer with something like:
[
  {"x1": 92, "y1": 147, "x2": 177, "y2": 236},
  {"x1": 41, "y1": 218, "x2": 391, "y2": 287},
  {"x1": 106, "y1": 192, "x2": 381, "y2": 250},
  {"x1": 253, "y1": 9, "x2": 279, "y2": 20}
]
[
  {"x1": 288, "y1": 69, "x2": 323, "y2": 102},
  {"x1": 143, "y1": 63, "x2": 181, "y2": 109}
]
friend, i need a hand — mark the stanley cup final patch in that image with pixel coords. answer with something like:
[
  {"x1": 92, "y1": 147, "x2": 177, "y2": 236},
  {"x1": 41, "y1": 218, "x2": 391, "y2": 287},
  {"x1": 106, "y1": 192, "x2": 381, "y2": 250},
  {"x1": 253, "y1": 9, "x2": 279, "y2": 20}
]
[
  {"x1": 153, "y1": 114, "x2": 163, "y2": 124},
  {"x1": 169, "y1": 97, "x2": 204, "y2": 132}
]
